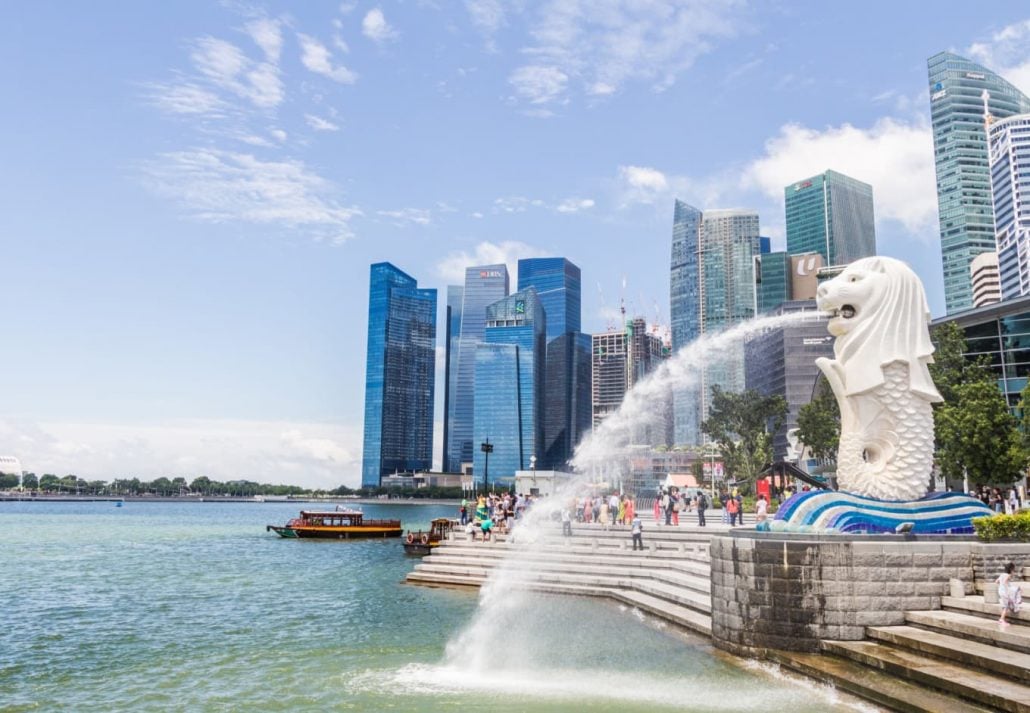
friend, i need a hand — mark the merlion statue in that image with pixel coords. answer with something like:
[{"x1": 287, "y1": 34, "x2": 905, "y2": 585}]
[{"x1": 814, "y1": 256, "x2": 942, "y2": 501}]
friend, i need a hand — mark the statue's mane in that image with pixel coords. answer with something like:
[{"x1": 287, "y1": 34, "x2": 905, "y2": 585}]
[{"x1": 835, "y1": 257, "x2": 943, "y2": 401}]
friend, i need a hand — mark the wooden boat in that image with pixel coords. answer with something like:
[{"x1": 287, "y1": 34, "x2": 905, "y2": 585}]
[
  {"x1": 403, "y1": 517, "x2": 458, "y2": 555},
  {"x1": 266, "y1": 508, "x2": 402, "y2": 539}
]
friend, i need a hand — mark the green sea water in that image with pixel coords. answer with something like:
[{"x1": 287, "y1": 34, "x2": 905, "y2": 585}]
[{"x1": 0, "y1": 501, "x2": 872, "y2": 712}]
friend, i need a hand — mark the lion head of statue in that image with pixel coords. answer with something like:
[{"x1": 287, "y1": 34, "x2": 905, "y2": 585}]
[{"x1": 816, "y1": 256, "x2": 942, "y2": 401}]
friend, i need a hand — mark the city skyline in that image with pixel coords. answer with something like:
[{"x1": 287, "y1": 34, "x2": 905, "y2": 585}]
[{"x1": 5, "y1": 3, "x2": 1030, "y2": 487}]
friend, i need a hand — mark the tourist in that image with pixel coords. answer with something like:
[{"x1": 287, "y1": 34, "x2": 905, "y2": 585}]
[
  {"x1": 476, "y1": 495, "x2": 488, "y2": 522},
  {"x1": 671, "y1": 490, "x2": 680, "y2": 526},
  {"x1": 560, "y1": 504, "x2": 572, "y2": 537},
  {"x1": 608, "y1": 492, "x2": 621, "y2": 527},
  {"x1": 696, "y1": 491, "x2": 707, "y2": 527},
  {"x1": 617, "y1": 496, "x2": 627, "y2": 526},
  {"x1": 582, "y1": 496, "x2": 593, "y2": 523},
  {"x1": 459, "y1": 498, "x2": 469, "y2": 526},
  {"x1": 505, "y1": 497, "x2": 515, "y2": 532},
  {"x1": 998, "y1": 562, "x2": 1022, "y2": 626},
  {"x1": 653, "y1": 494, "x2": 662, "y2": 525},
  {"x1": 593, "y1": 495, "x2": 602, "y2": 523},
  {"x1": 480, "y1": 516, "x2": 493, "y2": 542},
  {"x1": 735, "y1": 491, "x2": 744, "y2": 526},
  {"x1": 1008, "y1": 489, "x2": 1020, "y2": 514},
  {"x1": 625, "y1": 496, "x2": 635, "y2": 526},
  {"x1": 663, "y1": 490, "x2": 673, "y2": 526},
  {"x1": 631, "y1": 516, "x2": 643, "y2": 551},
  {"x1": 599, "y1": 499, "x2": 610, "y2": 531},
  {"x1": 991, "y1": 489, "x2": 1004, "y2": 513},
  {"x1": 725, "y1": 493, "x2": 740, "y2": 527},
  {"x1": 464, "y1": 519, "x2": 477, "y2": 541},
  {"x1": 755, "y1": 494, "x2": 768, "y2": 524}
]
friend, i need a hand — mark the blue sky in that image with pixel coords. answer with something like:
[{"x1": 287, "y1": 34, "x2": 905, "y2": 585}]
[{"x1": 4, "y1": 1, "x2": 1030, "y2": 488}]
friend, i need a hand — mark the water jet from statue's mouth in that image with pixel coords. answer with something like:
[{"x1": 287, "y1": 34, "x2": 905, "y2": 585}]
[{"x1": 828, "y1": 304, "x2": 856, "y2": 319}]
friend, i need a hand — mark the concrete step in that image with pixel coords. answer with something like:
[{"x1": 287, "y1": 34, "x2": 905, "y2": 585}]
[
  {"x1": 867, "y1": 625, "x2": 1030, "y2": 683},
  {"x1": 629, "y1": 579, "x2": 711, "y2": 613},
  {"x1": 976, "y1": 581, "x2": 1030, "y2": 596},
  {"x1": 824, "y1": 639, "x2": 1030, "y2": 712},
  {"x1": 434, "y1": 541, "x2": 711, "y2": 569},
  {"x1": 943, "y1": 595, "x2": 1030, "y2": 625},
  {"x1": 768, "y1": 649, "x2": 995, "y2": 713},
  {"x1": 607, "y1": 589, "x2": 711, "y2": 637},
  {"x1": 907, "y1": 610, "x2": 1030, "y2": 655}
]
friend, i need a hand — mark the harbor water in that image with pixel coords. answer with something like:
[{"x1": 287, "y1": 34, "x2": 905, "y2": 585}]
[{"x1": 0, "y1": 501, "x2": 871, "y2": 711}]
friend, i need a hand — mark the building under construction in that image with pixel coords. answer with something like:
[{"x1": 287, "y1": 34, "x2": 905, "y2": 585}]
[{"x1": 591, "y1": 317, "x2": 671, "y2": 445}]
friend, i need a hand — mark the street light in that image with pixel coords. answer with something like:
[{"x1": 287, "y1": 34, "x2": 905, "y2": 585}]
[
  {"x1": 529, "y1": 455, "x2": 537, "y2": 495},
  {"x1": 480, "y1": 440, "x2": 494, "y2": 495}
]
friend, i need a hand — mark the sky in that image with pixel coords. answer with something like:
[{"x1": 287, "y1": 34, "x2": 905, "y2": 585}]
[{"x1": 4, "y1": 1, "x2": 1030, "y2": 489}]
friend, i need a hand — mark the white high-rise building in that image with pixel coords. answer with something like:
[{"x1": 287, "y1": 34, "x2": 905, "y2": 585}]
[
  {"x1": 988, "y1": 114, "x2": 1030, "y2": 299},
  {"x1": 970, "y1": 251, "x2": 1001, "y2": 308}
]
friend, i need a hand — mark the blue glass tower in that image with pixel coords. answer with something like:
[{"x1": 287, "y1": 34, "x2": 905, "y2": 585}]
[
  {"x1": 670, "y1": 200, "x2": 703, "y2": 446},
  {"x1": 928, "y1": 52, "x2": 1030, "y2": 313},
  {"x1": 517, "y1": 257, "x2": 581, "y2": 338},
  {"x1": 447, "y1": 265, "x2": 509, "y2": 472},
  {"x1": 361, "y1": 263, "x2": 437, "y2": 488},
  {"x1": 472, "y1": 288, "x2": 546, "y2": 487},
  {"x1": 518, "y1": 257, "x2": 591, "y2": 469},
  {"x1": 442, "y1": 285, "x2": 463, "y2": 473}
]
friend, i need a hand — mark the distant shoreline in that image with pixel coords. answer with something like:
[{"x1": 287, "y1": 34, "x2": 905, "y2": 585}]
[{"x1": 0, "y1": 494, "x2": 461, "y2": 505}]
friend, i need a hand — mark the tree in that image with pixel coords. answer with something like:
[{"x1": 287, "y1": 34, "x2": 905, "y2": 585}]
[
  {"x1": 795, "y1": 376, "x2": 840, "y2": 462},
  {"x1": 21, "y1": 473, "x2": 38, "y2": 490},
  {"x1": 701, "y1": 386, "x2": 788, "y2": 488},
  {"x1": 937, "y1": 378, "x2": 1025, "y2": 486}
]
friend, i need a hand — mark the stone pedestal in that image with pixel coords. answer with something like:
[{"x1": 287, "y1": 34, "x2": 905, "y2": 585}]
[{"x1": 710, "y1": 532, "x2": 1030, "y2": 654}]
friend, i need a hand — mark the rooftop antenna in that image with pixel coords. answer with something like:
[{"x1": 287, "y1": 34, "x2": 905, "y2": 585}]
[{"x1": 982, "y1": 89, "x2": 993, "y2": 129}]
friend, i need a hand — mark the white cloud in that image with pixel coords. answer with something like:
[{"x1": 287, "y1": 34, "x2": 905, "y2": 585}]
[
  {"x1": 362, "y1": 8, "x2": 398, "y2": 43},
  {"x1": 298, "y1": 33, "x2": 358, "y2": 84},
  {"x1": 0, "y1": 418, "x2": 361, "y2": 490},
  {"x1": 494, "y1": 195, "x2": 545, "y2": 213},
  {"x1": 556, "y1": 197, "x2": 595, "y2": 213},
  {"x1": 508, "y1": 0, "x2": 745, "y2": 106},
  {"x1": 436, "y1": 240, "x2": 549, "y2": 284},
  {"x1": 620, "y1": 165, "x2": 668, "y2": 192},
  {"x1": 245, "y1": 17, "x2": 283, "y2": 63},
  {"x1": 190, "y1": 36, "x2": 284, "y2": 108},
  {"x1": 509, "y1": 65, "x2": 569, "y2": 104},
  {"x1": 305, "y1": 113, "x2": 341, "y2": 131},
  {"x1": 968, "y1": 20, "x2": 1030, "y2": 95},
  {"x1": 142, "y1": 148, "x2": 360, "y2": 244},
  {"x1": 742, "y1": 118, "x2": 937, "y2": 235},
  {"x1": 145, "y1": 83, "x2": 229, "y2": 116},
  {"x1": 376, "y1": 207, "x2": 432, "y2": 227},
  {"x1": 269, "y1": 128, "x2": 287, "y2": 142},
  {"x1": 466, "y1": 0, "x2": 506, "y2": 50}
]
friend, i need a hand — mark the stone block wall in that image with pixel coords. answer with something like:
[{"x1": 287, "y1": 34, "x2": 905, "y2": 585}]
[{"x1": 710, "y1": 533, "x2": 1030, "y2": 654}]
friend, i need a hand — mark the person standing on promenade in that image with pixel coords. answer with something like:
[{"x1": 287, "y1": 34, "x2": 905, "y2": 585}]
[
  {"x1": 696, "y1": 491, "x2": 707, "y2": 527},
  {"x1": 617, "y1": 496, "x2": 627, "y2": 526},
  {"x1": 460, "y1": 498, "x2": 468, "y2": 526},
  {"x1": 998, "y1": 562, "x2": 1022, "y2": 625},
  {"x1": 625, "y1": 496, "x2": 635, "y2": 526},
  {"x1": 671, "y1": 491, "x2": 680, "y2": 526},
  {"x1": 599, "y1": 499, "x2": 610, "y2": 532},
  {"x1": 561, "y1": 504, "x2": 573, "y2": 537},
  {"x1": 608, "y1": 492, "x2": 620, "y2": 528},
  {"x1": 653, "y1": 494, "x2": 662, "y2": 525},
  {"x1": 631, "y1": 516, "x2": 643, "y2": 551},
  {"x1": 725, "y1": 494, "x2": 739, "y2": 527},
  {"x1": 755, "y1": 494, "x2": 768, "y2": 524}
]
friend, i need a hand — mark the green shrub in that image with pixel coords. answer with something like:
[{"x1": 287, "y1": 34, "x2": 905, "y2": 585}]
[{"x1": 973, "y1": 512, "x2": 1030, "y2": 542}]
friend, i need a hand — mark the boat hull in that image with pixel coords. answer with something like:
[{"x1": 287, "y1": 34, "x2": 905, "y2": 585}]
[{"x1": 267, "y1": 524, "x2": 402, "y2": 539}]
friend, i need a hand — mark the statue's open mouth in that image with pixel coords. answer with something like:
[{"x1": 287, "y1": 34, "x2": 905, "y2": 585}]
[{"x1": 831, "y1": 305, "x2": 857, "y2": 319}]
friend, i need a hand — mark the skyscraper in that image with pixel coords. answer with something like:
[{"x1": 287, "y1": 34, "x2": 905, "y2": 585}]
[
  {"x1": 361, "y1": 263, "x2": 437, "y2": 488},
  {"x1": 472, "y1": 288, "x2": 546, "y2": 486},
  {"x1": 446, "y1": 265, "x2": 509, "y2": 473},
  {"x1": 669, "y1": 205, "x2": 761, "y2": 446},
  {"x1": 756, "y1": 251, "x2": 791, "y2": 314},
  {"x1": 517, "y1": 257, "x2": 581, "y2": 338},
  {"x1": 928, "y1": 51, "x2": 1030, "y2": 314},
  {"x1": 517, "y1": 257, "x2": 591, "y2": 469},
  {"x1": 988, "y1": 114, "x2": 1030, "y2": 299},
  {"x1": 784, "y1": 170, "x2": 875, "y2": 266},
  {"x1": 442, "y1": 285, "x2": 463, "y2": 473}
]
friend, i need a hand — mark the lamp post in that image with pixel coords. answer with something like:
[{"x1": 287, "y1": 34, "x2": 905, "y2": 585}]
[
  {"x1": 480, "y1": 440, "x2": 494, "y2": 495},
  {"x1": 529, "y1": 454, "x2": 537, "y2": 495}
]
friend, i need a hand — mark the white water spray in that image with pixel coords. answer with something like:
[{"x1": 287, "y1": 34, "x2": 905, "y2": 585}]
[{"x1": 440, "y1": 311, "x2": 814, "y2": 681}]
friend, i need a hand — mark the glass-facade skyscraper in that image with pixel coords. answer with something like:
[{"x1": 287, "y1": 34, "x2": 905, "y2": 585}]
[
  {"x1": 989, "y1": 114, "x2": 1030, "y2": 299},
  {"x1": 361, "y1": 263, "x2": 437, "y2": 488},
  {"x1": 784, "y1": 170, "x2": 875, "y2": 266},
  {"x1": 756, "y1": 251, "x2": 791, "y2": 314},
  {"x1": 669, "y1": 205, "x2": 761, "y2": 446},
  {"x1": 928, "y1": 51, "x2": 1030, "y2": 314},
  {"x1": 517, "y1": 257, "x2": 591, "y2": 469},
  {"x1": 446, "y1": 265, "x2": 509, "y2": 473},
  {"x1": 442, "y1": 285, "x2": 463, "y2": 473},
  {"x1": 472, "y1": 288, "x2": 546, "y2": 486}
]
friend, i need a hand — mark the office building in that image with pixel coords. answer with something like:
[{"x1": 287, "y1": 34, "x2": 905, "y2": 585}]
[
  {"x1": 361, "y1": 263, "x2": 437, "y2": 488},
  {"x1": 669, "y1": 206, "x2": 762, "y2": 446},
  {"x1": 756, "y1": 251, "x2": 825, "y2": 314},
  {"x1": 441, "y1": 285, "x2": 463, "y2": 473},
  {"x1": 446, "y1": 265, "x2": 509, "y2": 474},
  {"x1": 472, "y1": 289, "x2": 546, "y2": 487},
  {"x1": 989, "y1": 114, "x2": 1030, "y2": 299},
  {"x1": 971, "y1": 251, "x2": 1002, "y2": 308},
  {"x1": 928, "y1": 51, "x2": 1030, "y2": 313},
  {"x1": 785, "y1": 170, "x2": 875, "y2": 266},
  {"x1": 744, "y1": 301, "x2": 833, "y2": 460},
  {"x1": 518, "y1": 257, "x2": 592, "y2": 470}
]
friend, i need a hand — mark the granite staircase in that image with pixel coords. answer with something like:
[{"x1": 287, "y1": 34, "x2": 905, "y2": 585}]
[
  {"x1": 405, "y1": 522, "x2": 716, "y2": 636},
  {"x1": 772, "y1": 566, "x2": 1030, "y2": 713}
]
